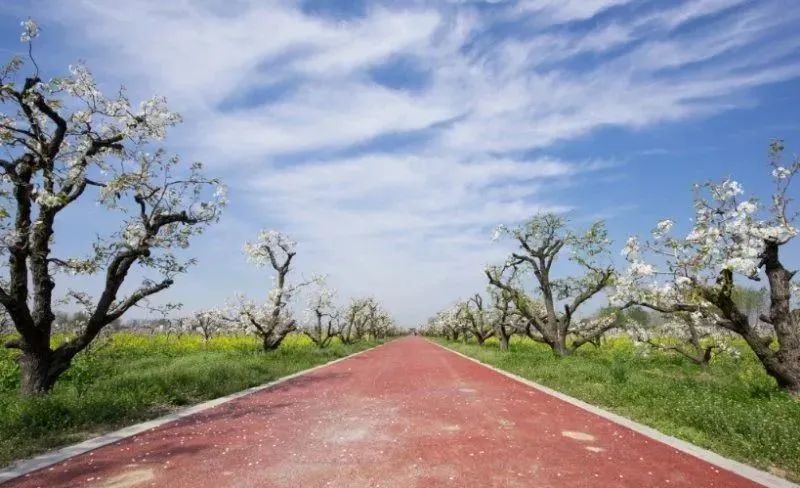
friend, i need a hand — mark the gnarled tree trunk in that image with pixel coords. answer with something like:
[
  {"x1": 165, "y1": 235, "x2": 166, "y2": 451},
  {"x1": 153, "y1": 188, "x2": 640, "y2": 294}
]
[{"x1": 19, "y1": 350, "x2": 58, "y2": 395}]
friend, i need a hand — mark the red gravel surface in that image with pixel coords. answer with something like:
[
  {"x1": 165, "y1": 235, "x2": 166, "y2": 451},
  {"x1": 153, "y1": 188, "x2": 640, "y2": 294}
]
[{"x1": 4, "y1": 337, "x2": 762, "y2": 487}]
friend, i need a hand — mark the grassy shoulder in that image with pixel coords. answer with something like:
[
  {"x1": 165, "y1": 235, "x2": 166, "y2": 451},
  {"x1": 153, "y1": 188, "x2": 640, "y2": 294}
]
[
  {"x1": 435, "y1": 336, "x2": 800, "y2": 481},
  {"x1": 0, "y1": 332, "x2": 379, "y2": 468}
]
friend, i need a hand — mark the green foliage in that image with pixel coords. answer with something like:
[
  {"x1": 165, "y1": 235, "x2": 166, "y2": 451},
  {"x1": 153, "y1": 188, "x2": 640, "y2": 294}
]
[
  {"x1": 0, "y1": 332, "x2": 377, "y2": 467},
  {"x1": 438, "y1": 336, "x2": 800, "y2": 481},
  {"x1": 731, "y1": 286, "x2": 768, "y2": 321}
]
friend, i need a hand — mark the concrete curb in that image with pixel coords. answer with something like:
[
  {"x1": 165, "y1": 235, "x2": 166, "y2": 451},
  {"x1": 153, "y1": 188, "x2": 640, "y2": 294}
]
[
  {"x1": 0, "y1": 341, "x2": 386, "y2": 484},
  {"x1": 430, "y1": 340, "x2": 797, "y2": 488}
]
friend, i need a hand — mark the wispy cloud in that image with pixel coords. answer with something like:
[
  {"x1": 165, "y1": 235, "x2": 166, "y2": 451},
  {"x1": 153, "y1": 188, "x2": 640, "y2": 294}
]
[{"x1": 28, "y1": 0, "x2": 800, "y2": 323}]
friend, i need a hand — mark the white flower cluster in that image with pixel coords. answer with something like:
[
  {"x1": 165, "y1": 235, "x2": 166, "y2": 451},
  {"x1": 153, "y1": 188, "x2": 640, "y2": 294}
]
[
  {"x1": 772, "y1": 167, "x2": 791, "y2": 179},
  {"x1": 628, "y1": 261, "x2": 655, "y2": 278},
  {"x1": 302, "y1": 283, "x2": 336, "y2": 325},
  {"x1": 613, "y1": 164, "x2": 798, "y2": 324},
  {"x1": 122, "y1": 221, "x2": 148, "y2": 248},
  {"x1": 625, "y1": 312, "x2": 740, "y2": 361},
  {"x1": 0, "y1": 116, "x2": 14, "y2": 145},
  {"x1": 652, "y1": 219, "x2": 673, "y2": 239},
  {"x1": 20, "y1": 18, "x2": 39, "y2": 43},
  {"x1": 243, "y1": 230, "x2": 296, "y2": 267},
  {"x1": 33, "y1": 189, "x2": 65, "y2": 208},
  {"x1": 57, "y1": 258, "x2": 100, "y2": 276},
  {"x1": 621, "y1": 236, "x2": 640, "y2": 259},
  {"x1": 54, "y1": 64, "x2": 181, "y2": 143},
  {"x1": 136, "y1": 96, "x2": 182, "y2": 140},
  {"x1": 491, "y1": 224, "x2": 508, "y2": 242},
  {"x1": 710, "y1": 179, "x2": 743, "y2": 201}
]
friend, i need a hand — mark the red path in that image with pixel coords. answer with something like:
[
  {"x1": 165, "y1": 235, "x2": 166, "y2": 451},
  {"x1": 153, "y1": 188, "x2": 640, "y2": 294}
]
[{"x1": 4, "y1": 337, "x2": 761, "y2": 488}]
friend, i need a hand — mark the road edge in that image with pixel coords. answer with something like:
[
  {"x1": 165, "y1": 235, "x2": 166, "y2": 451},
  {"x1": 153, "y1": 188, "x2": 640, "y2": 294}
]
[
  {"x1": 429, "y1": 340, "x2": 797, "y2": 488},
  {"x1": 0, "y1": 341, "x2": 387, "y2": 484}
]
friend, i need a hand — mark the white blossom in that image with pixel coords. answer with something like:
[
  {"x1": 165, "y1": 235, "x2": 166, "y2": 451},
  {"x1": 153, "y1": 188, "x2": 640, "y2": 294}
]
[
  {"x1": 491, "y1": 224, "x2": 507, "y2": 242},
  {"x1": 772, "y1": 166, "x2": 791, "y2": 179},
  {"x1": 122, "y1": 221, "x2": 147, "y2": 248},
  {"x1": 244, "y1": 230, "x2": 296, "y2": 266},
  {"x1": 629, "y1": 261, "x2": 655, "y2": 277},
  {"x1": 621, "y1": 236, "x2": 640, "y2": 260},
  {"x1": 34, "y1": 190, "x2": 64, "y2": 208},
  {"x1": 722, "y1": 256, "x2": 758, "y2": 276},
  {"x1": 20, "y1": 18, "x2": 39, "y2": 43},
  {"x1": 653, "y1": 219, "x2": 673, "y2": 239},
  {"x1": 711, "y1": 179, "x2": 743, "y2": 201},
  {"x1": 736, "y1": 200, "x2": 757, "y2": 215}
]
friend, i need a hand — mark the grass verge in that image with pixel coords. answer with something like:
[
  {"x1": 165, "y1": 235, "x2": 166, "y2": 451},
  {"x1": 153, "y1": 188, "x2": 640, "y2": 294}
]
[
  {"x1": 0, "y1": 333, "x2": 379, "y2": 467},
  {"x1": 436, "y1": 336, "x2": 800, "y2": 482}
]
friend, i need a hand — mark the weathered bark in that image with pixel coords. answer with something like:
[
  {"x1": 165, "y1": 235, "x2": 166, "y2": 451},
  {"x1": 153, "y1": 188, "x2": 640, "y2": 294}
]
[
  {"x1": 759, "y1": 241, "x2": 800, "y2": 394},
  {"x1": 632, "y1": 240, "x2": 800, "y2": 395},
  {"x1": 262, "y1": 334, "x2": 284, "y2": 351},
  {"x1": 762, "y1": 352, "x2": 800, "y2": 395},
  {"x1": 710, "y1": 242, "x2": 800, "y2": 394},
  {"x1": 551, "y1": 339, "x2": 571, "y2": 357},
  {"x1": 19, "y1": 350, "x2": 57, "y2": 395},
  {"x1": 497, "y1": 327, "x2": 510, "y2": 351}
]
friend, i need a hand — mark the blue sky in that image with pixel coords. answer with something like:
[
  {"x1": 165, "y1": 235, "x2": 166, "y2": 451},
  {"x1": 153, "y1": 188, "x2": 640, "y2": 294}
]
[{"x1": 1, "y1": 0, "x2": 799, "y2": 325}]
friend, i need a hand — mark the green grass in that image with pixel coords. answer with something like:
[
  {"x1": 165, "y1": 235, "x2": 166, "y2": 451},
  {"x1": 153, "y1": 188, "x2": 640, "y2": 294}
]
[
  {"x1": 437, "y1": 336, "x2": 800, "y2": 481},
  {"x1": 0, "y1": 332, "x2": 379, "y2": 467}
]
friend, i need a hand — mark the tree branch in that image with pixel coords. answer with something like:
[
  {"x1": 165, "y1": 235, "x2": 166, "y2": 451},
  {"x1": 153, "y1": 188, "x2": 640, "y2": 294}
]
[{"x1": 105, "y1": 279, "x2": 174, "y2": 322}]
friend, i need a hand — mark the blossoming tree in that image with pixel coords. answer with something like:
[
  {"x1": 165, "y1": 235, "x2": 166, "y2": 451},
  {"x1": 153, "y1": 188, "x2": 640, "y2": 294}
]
[
  {"x1": 485, "y1": 266, "x2": 532, "y2": 350},
  {"x1": 340, "y1": 297, "x2": 386, "y2": 340},
  {"x1": 302, "y1": 282, "x2": 339, "y2": 348},
  {"x1": 183, "y1": 309, "x2": 231, "y2": 343},
  {"x1": 457, "y1": 294, "x2": 494, "y2": 345},
  {"x1": 426, "y1": 306, "x2": 463, "y2": 341},
  {"x1": 487, "y1": 213, "x2": 618, "y2": 356},
  {"x1": 613, "y1": 141, "x2": 800, "y2": 394},
  {"x1": 338, "y1": 298, "x2": 368, "y2": 344},
  {"x1": 233, "y1": 230, "x2": 309, "y2": 351},
  {"x1": 0, "y1": 20, "x2": 225, "y2": 394},
  {"x1": 361, "y1": 298, "x2": 393, "y2": 339},
  {"x1": 626, "y1": 312, "x2": 738, "y2": 365}
]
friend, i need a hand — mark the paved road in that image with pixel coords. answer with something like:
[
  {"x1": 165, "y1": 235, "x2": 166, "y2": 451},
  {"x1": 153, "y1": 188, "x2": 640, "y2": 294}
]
[{"x1": 4, "y1": 337, "x2": 762, "y2": 487}]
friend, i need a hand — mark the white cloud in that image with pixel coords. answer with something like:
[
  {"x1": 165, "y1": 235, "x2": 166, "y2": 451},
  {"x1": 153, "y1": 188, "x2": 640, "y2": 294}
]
[
  {"x1": 250, "y1": 155, "x2": 578, "y2": 236},
  {"x1": 652, "y1": 0, "x2": 748, "y2": 30},
  {"x1": 516, "y1": 0, "x2": 632, "y2": 22},
  {"x1": 30, "y1": 0, "x2": 800, "y2": 324},
  {"x1": 197, "y1": 80, "x2": 458, "y2": 160},
  {"x1": 243, "y1": 153, "x2": 582, "y2": 320}
]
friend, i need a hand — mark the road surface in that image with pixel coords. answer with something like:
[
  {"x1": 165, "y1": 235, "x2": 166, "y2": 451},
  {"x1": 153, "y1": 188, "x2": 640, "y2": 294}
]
[{"x1": 3, "y1": 337, "x2": 764, "y2": 487}]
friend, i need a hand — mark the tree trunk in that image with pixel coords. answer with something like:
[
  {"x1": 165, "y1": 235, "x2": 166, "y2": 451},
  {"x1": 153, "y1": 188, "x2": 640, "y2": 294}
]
[
  {"x1": 499, "y1": 332, "x2": 509, "y2": 351},
  {"x1": 262, "y1": 335, "x2": 281, "y2": 351},
  {"x1": 699, "y1": 346, "x2": 714, "y2": 366},
  {"x1": 552, "y1": 338, "x2": 571, "y2": 357},
  {"x1": 761, "y1": 349, "x2": 800, "y2": 396},
  {"x1": 750, "y1": 241, "x2": 800, "y2": 395},
  {"x1": 19, "y1": 349, "x2": 66, "y2": 395}
]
